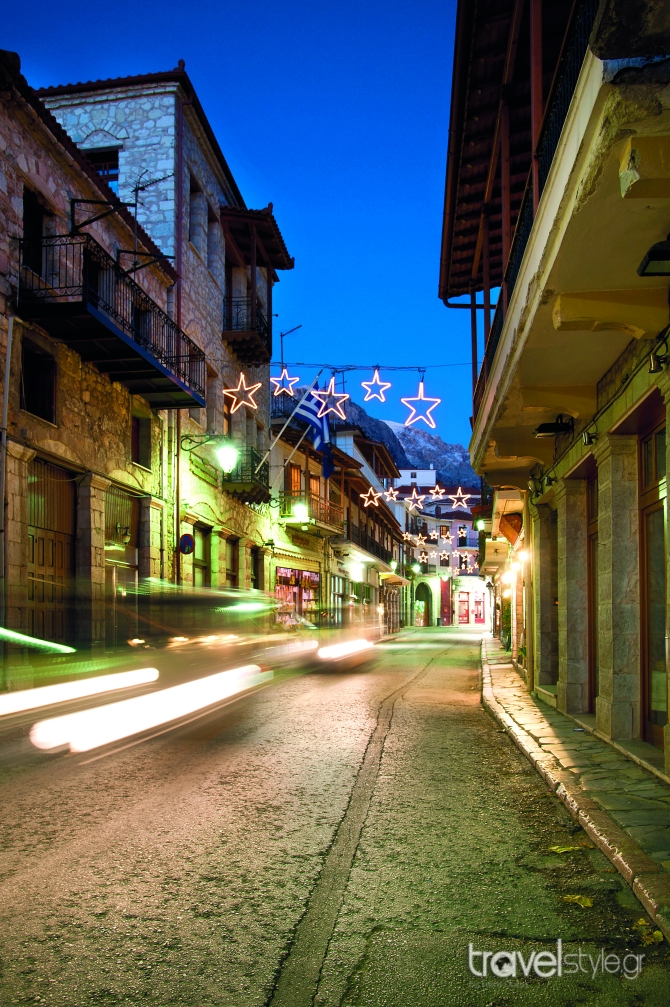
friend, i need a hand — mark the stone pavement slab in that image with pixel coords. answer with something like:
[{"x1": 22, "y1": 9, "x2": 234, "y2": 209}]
[{"x1": 481, "y1": 638, "x2": 670, "y2": 939}]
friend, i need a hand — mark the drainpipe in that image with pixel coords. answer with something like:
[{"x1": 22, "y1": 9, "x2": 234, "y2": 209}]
[
  {"x1": 175, "y1": 92, "x2": 194, "y2": 585},
  {"x1": 0, "y1": 315, "x2": 23, "y2": 635}
]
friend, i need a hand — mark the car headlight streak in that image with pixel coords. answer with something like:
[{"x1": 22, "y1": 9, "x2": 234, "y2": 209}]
[
  {"x1": 30, "y1": 664, "x2": 270, "y2": 753},
  {"x1": 0, "y1": 667, "x2": 159, "y2": 717}
]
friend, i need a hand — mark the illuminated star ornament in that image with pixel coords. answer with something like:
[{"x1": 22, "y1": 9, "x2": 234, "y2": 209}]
[
  {"x1": 270, "y1": 367, "x2": 300, "y2": 397},
  {"x1": 429, "y1": 550, "x2": 437, "y2": 559},
  {"x1": 401, "y1": 379, "x2": 441, "y2": 429},
  {"x1": 406, "y1": 488, "x2": 425, "y2": 512},
  {"x1": 402, "y1": 531, "x2": 413, "y2": 542},
  {"x1": 419, "y1": 551, "x2": 429, "y2": 563},
  {"x1": 384, "y1": 486, "x2": 399, "y2": 502},
  {"x1": 439, "y1": 550, "x2": 449, "y2": 561},
  {"x1": 431, "y1": 484, "x2": 445, "y2": 501},
  {"x1": 223, "y1": 372, "x2": 262, "y2": 413},
  {"x1": 361, "y1": 369, "x2": 392, "y2": 403},
  {"x1": 311, "y1": 377, "x2": 350, "y2": 419},
  {"x1": 361, "y1": 487, "x2": 382, "y2": 508},
  {"x1": 429, "y1": 528, "x2": 439, "y2": 540},
  {"x1": 442, "y1": 529, "x2": 452, "y2": 543},
  {"x1": 448, "y1": 487, "x2": 472, "y2": 511},
  {"x1": 415, "y1": 533, "x2": 427, "y2": 546}
]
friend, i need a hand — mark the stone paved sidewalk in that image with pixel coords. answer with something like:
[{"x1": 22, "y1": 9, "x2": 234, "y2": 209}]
[{"x1": 482, "y1": 637, "x2": 670, "y2": 938}]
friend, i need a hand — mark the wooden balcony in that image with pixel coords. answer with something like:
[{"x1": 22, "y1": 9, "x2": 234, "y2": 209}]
[
  {"x1": 279, "y1": 491, "x2": 344, "y2": 534},
  {"x1": 222, "y1": 295, "x2": 271, "y2": 364},
  {"x1": 221, "y1": 446, "x2": 271, "y2": 505}
]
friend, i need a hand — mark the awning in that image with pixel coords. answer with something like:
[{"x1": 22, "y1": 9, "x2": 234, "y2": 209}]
[{"x1": 380, "y1": 573, "x2": 410, "y2": 587}]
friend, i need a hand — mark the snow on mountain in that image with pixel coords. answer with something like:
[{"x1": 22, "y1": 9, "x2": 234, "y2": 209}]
[{"x1": 384, "y1": 421, "x2": 478, "y2": 489}]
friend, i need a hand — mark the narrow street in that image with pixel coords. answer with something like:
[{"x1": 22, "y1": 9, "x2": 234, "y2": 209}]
[{"x1": 1, "y1": 630, "x2": 668, "y2": 1006}]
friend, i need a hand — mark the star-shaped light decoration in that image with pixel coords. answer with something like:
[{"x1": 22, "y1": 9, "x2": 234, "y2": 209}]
[
  {"x1": 361, "y1": 368, "x2": 392, "y2": 403},
  {"x1": 270, "y1": 367, "x2": 300, "y2": 397},
  {"x1": 429, "y1": 550, "x2": 437, "y2": 559},
  {"x1": 448, "y1": 486, "x2": 472, "y2": 511},
  {"x1": 402, "y1": 531, "x2": 413, "y2": 542},
  {"x1": 223, "y1": 372, "x2": 262, "y2": 413},
  {"x1": 401, "y1": 379, "x2": 441, "y2": 429},
  {"x1": 406, "y1": 488, "x2": 425, "y2": 512},
  {"x1": 431, "y1": 484, "x2": 446, "y2": 501},
  {"x1": 441, "y1": 529, "x2": 452, "y2": 543},
  {"x1": 419, "y1": 550, "x2": 429, "y2": 563},
  {"x1": 415, "y1": 533, "x2": 427, "y2": 546},
  {"x1": 429, "y1": 528, "x2": 439, "y2": 540},
  {"x1": 384, "y1": 486, "x2": 399, "y2": 502},
  {"x1": 311, "y1": 377, "x2": 349, "y2": 419},
  {"x1": 361, "y1": 487, "x2": 382, "y2": 508},
  {"x1": 439, "y1": 550, "x2": 449, "y2": 561}
]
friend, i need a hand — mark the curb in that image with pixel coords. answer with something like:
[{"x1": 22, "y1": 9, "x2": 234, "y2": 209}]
[{"x1": 480, "y1": 643, "x2": 670, "y2": 940}]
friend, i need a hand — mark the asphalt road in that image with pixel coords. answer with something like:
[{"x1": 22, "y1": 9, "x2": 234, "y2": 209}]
[{"x1": 0, "y1": 629, "x2": 668, "y2": 1005}]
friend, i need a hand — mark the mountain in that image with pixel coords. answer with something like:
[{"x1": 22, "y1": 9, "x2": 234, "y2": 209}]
[
  {"x1": 384, "y1": 421, "x2": 478, "y2": 488},
  {"x1": 337, "y1": 400, "x2": 411, "y2": 468}
]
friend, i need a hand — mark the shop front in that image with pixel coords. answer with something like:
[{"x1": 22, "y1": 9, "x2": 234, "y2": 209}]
[{"x1": 275, "y1": 567, "x2": 320, "y2": 625}]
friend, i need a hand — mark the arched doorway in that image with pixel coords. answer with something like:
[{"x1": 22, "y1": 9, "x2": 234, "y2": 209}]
[{"x1": 414, "y1": 582, "x2": 432, "y2": 627}]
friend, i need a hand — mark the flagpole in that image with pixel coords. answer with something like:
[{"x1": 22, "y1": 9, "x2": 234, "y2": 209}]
[
  {"x1": 254, "y1": 369, "x2": 324, "y2": 474},
  {"x1": 269, "y1": 426, "x2": 310, "y2": 492}
]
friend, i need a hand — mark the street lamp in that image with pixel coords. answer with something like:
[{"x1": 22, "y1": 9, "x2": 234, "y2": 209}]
[
  {"x1": 412, "y1": 563, "x2": 421, "y2": 574},
  {"x1": 292, "y1": 502, "x2": 309, "y2": 521},
  {"x1": 215, "y1": 442, "x2": 239, "y2": 473}
]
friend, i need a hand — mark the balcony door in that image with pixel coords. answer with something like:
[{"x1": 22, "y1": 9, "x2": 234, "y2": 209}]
[{"x1": 640, "y1": 422, "x2": 667, "y2": 749}]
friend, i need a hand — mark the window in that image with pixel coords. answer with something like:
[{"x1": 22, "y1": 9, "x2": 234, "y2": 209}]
[
  {"x1": 21, "y1": 339, "x2": 55, "y2": 423},
  {"x1": 286, "y1": 464, "x2": 301, "y2": 495},
  {"x1": 642, "y1": 426, "x2": 666, "y2": 488},
  {"x1": 250, "y1": 546, "x2": 263, "y2": 590},
  {"x1": 131, "y1": 415, "x2": 151, "y2": 469},
  {"x1": 23, "y1": 188, "x2": 45, "y2": 275},
  {"x1": 84, "y1": 147, "x2": 119, "y2": 194},
  {"x1": 639, "y1": 422, "x2": 667, "y2": 748},
  {"x1": 223, "y1": 398, "x2": 231, "y2": 437},
  {"x1": 188, "y1": 178, "x2": 207, "y2": 258},
  {"x1": 458, "y1": 525, "x2": 467, "y2": 545}
]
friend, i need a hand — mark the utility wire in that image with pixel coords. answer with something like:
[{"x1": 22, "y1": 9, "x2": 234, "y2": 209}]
[{"x1": 271, "y1": 362, "x2": 470, "y2": 370}]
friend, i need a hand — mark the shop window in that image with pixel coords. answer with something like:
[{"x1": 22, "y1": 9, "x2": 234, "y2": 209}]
[
  {"x1": 250, "y1": 546, "x2": 263, "y2": 590},
  {"x1": 131, "y1": 415, "x2": 151, "y2": 469},
  {"x1": 225, "y1": 537, "x2": 239, "y2": 588},
  {"x1": 84, "y1": 147, "x2": 119, "y2": 194},
  {"x1": 21, "y1": 339, "x2": 55, "y2": 423},
  {"x1": 194, "y1": 526, "x2": 211, "y2": 588}
]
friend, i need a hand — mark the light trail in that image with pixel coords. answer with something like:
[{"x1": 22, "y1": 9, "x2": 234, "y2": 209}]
[
  {"x1": 317, "y1": 639, "x2": 374, "y2": 661},
  {"x1": 30, "y1": 664, "x2": 270, "y2": 753},
  {"x1": 0, "y1": 668, "x2": 159, "y2": 717}
]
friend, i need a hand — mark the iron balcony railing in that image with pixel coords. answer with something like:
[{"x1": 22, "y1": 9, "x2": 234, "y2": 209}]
[
  {"x1": 224, "y1": 296, "x2": 269, "y2": 340},
  {"x1": 346, "y1": 522, "x2": 393, "y2": 565},
  {"x1": 279, "y1": 491, "x2": 344, "y2": 528},
  {"x1": 473, "y1": 0, "x2": 599, "y2": 420},
  {"x1": 18, "y1": 234, "x2": 206, "y2": 398},
  {"x1": 221, "y1": 445, "x2": 269, "y2": 493}
]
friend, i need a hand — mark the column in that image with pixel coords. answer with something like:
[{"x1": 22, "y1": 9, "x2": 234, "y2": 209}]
[
  {"x1": 657, "y1": 376, "x2": 670, "y2": 772},
  {"x1": 5, "y1": 443, "x2": 36, "y2": 631},
  {"x1": 555, "y1": 479, "x2": 588, "y2": 714},
  {"x1": 76, "y1": 473, "x2": 110, "y2": 647},
  {"x1": 593, "y1": 435, "x2": 640, "y2": 740},
  {"x1": 530, "y1": 502, "x2": 556, "y2": 685}
]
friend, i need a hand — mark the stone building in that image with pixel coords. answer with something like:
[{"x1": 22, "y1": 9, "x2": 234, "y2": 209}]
[
  {"x1": 0, "y1": 50, "x2": 295, "y2": 659},
  {"x1": 440, "y1": 1, "x2": 670, "y2": 773}
]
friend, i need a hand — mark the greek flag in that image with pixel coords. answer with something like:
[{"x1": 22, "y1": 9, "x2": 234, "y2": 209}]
[{"x1": 294, "y1": 387, "x2": 334, "y2": 479}]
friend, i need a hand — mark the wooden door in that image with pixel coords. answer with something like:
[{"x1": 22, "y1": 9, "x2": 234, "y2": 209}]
[{"x1": 27, "y1": 459, "x2": 75, "y2": 643}]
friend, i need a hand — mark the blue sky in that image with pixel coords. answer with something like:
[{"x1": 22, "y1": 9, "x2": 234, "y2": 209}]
[{"x1": 4, "y1": 0, "x2": 478, "y2": 446}]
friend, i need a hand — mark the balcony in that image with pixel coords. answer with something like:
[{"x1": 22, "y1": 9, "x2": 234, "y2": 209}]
[
  {"x1": 221, "y1": 446, "x2": 270, "y2": 505},
  {"x1": 18, "y1": 234, "x2": 206, "y2": 409},
  {"x1": 344, "y1": 523, "x2": 393, "y2": 565},
  {"x1": 222, "y1": 295, "x2": 270, "y2": 365},
  {"x1": 279, "y1": 491, "x2": 344, "y2": 534}
]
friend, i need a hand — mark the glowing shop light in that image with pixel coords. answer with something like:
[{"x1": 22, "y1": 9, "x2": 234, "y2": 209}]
[
  {"x1": 292, "y1": 502, "x2": 309, "y2": 521},
  {"x1": 518, "y1": 550, "x2": 529, "y2": 562},
  {"x1": 501, "y1": 571, "x2": 513, "y2": 584},
  {"x1": 317, "y1": 639, "x2": 374, "y2": 661},
  {"x1": 0, "y1": 668, "x2": 159, "y2": 718},
  {"x1": 216, "y1": 443, "x2": 239, "y2": 473},
  {"x1": 0, "y1": 627, "x2": 75, "y2": 654},
  {"x1": 30, "y1": 664, "x2": 268, "y2": 753}
]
